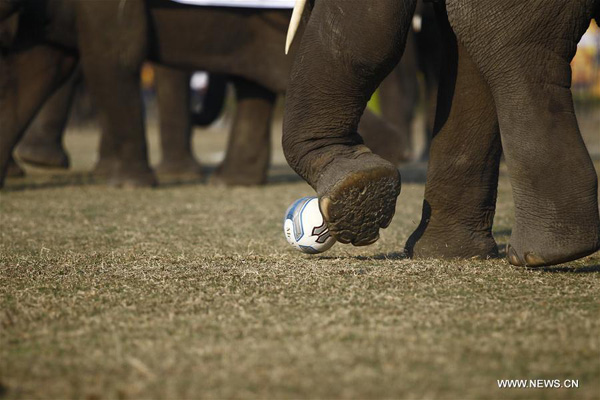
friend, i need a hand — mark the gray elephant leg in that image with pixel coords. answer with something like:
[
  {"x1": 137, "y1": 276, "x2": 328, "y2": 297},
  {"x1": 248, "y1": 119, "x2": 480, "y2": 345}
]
[
  {"x1": 405, "y1": 13, "x2": 501, "y2": 259},
  {"x1": 283, "y1": 0, "x2": 416, "y2": 246},
  {"x1": 6, "y1": 156, "x2": 24, "y2": 177},
  {"x1": 76, "y1": 1, "x2": 155, "y2": 187},
  {"x1": 357, "y1": 109, "x2": 407, "y2": 165},
  {"x1": 154, "y1": 65, "x2": 203, "y2": 179},
  {"x1": 415, "y1": 2, "x2": 442, "y2": 160},
  {"x1": 15, "y1": 68, "x2": 80, "y2": 169},
  {"x1": 92, "y1": 131, "x2": 118, "y2": 177},
  {"x1": 0, "y1": 45, "x2": 76, "y2": 187},
  {"x1": 377, "y1": 31, "x2": 419, "y2": 163},
  {"x1": 448, "y1": 0, "x2": 600, "y2": 266},
  {"x1": 211, "y1": 78, "x2": 274, "y2": 186}
]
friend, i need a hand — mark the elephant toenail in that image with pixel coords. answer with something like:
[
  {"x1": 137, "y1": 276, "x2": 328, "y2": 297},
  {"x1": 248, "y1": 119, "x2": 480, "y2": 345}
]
[
  {"x1": 524, "y1": 252, "x2": 545, "y2": 267},
  {"x1": 507, "y1": 245, "x2": 522, "y2": 266},
  {"x1": 319, "y1": 197, "x2": 331, "y2": 222}
]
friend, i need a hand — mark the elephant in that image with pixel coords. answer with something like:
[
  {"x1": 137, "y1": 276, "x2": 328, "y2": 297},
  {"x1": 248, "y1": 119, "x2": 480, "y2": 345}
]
[
  {"x1": 13, "y1": 65, "x2": 226, "y2": 178},
  {"x1": 375, "y1": 1, "x2": 442, "y2": 162},
  {"x1": 14, "y1": 66, "x2": 81, "y2": 170},
  {"x1": 282, "y1": 0, "x2": 600, "y2": 267},
  {"x1": 0, "y1": 0, "x2": 405, "y2": 187}
]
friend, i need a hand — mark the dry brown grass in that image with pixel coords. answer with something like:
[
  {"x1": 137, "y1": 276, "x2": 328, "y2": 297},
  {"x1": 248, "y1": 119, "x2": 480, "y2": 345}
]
[{"x1": 1, "y1": 114, "x2": 599, "y2": 399}]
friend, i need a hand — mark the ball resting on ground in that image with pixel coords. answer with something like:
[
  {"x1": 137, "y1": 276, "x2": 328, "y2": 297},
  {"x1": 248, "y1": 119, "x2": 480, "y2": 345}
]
[{"x1": 283, "y1": 197, "x2": 336, "y2": 254}]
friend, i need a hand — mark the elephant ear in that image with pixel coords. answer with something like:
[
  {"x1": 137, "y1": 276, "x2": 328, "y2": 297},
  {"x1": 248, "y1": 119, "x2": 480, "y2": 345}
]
[{"x1": 285, "y1": 0, "x2": 307, "y2": 54}]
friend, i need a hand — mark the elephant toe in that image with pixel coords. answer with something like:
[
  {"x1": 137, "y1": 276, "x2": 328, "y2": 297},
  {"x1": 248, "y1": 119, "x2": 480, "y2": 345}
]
[
  {"x1": 507, "y1": 244, "x2": 526, "y2": 266},
  {"x1": 507, "y1": 238, "x2": 600, "y2": 268}
]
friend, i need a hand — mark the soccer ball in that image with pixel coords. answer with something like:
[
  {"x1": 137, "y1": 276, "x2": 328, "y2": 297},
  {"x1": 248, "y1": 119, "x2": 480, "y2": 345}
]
[{"x1": 283, "y1": 196, "x2": 336, "y2": 254}]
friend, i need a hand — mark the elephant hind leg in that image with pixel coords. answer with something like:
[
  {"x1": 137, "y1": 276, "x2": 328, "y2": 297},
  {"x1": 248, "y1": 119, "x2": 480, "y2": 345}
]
[
  {"x1": 77, "y1": 0, "x2": 155, "y2": 188},
  {"x1": 448, "y1": 0, "x2": 600, "y2": 266},
  {"x1": 154, "y1": 65, "x2": 203, "y2": 180},
  {"x1": 210, "y1": 78, "x2": 274, "y2": 186},
  {"x1": 405, "y1": 7, "x2": 501, "y2": 260}
]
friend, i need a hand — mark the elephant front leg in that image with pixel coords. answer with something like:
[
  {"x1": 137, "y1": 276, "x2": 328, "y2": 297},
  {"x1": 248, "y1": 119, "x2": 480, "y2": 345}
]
[
  {"x1": 210, "y1": 78, "x2": 274, "y2": 186},
  {"x1": 76, "y1": 0, "x2": 155, "y2": 187},
  {"x1": 448, "y1": 0, "x2": 600, "y2": 266},
  {"x1": 15, "y1": 68, "x2": 80, "y2": 169},
  {"x1": 283, "y1": 0, "x2": 416, "y2": 246},
  {"x1": 154, "y1": 65, "x2": 203, "y2": 180},
  {"x1": 405, "y1": 12, "x2": 501, "y2": 260},
  {"x1": 0, "y1": 46, "x2": 76, "y2": 187}
]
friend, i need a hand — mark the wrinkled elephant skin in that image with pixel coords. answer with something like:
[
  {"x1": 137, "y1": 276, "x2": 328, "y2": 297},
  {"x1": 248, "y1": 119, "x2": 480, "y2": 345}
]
[{"x1": 283, "y1": 0, "x2": 600, "y2": 265}]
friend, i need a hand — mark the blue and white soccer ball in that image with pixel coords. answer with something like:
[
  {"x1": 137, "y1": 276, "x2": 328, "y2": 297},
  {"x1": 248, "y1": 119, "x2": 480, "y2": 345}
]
[{"x1": 284, "y1": 196, "x2": 336, "y2": 254}]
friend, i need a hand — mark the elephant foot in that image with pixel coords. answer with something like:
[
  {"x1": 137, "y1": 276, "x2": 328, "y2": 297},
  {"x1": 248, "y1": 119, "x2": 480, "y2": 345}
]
[
  {"x1": 405, "y1": 221, "x2": 499, "y2": 260},
  {"x1": 316, "y1": 152, "x2": 401, "y2": 246},
  {"x1": 209, "y1": 163, "x2": 267, "y2": 187},
  {"x1": 506, "y1": 227, "x2": 600, "y2": 268},
  {"x1": 92, "y1": 157, "x2": 117, "y2": 177},
  {"x1": 155, "y1": 157, "x2": 204, "y2": 180},
  {"x1": 6, "y1": 158, "x2": 25, "y2": 178},
  {"x1": 15, "y1": 143, "x2": 69, "y2": 169},
  {"x1": 107, "y1": 167, "x2": 157, "y2": 188},
  {"x1": 93, "y1": 159, "x2": 156, "y2": 187},
  {"x1": 209, "y1": 169, "x2": 267, "y2": 187}
]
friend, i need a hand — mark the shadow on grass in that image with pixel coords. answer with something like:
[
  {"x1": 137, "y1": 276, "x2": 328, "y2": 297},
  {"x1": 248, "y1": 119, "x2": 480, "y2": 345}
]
[
  {"x1": 537, "y1": 264, "x2": 600, "y2": 273},
  {"x1": 317, "y1": 251, "x2": 408, "y2": 261},
  {"x1": 2, "y1": 172, "x2": 98, "y2": 192},
  {"x1": 3, "y1": 165, "x2": 304, "y2": 191}
]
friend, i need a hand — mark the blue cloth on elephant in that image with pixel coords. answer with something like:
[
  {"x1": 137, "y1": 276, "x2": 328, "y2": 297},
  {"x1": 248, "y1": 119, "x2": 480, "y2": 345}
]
[{"x1": 171, "y1": 0, "x2": 294, "y2": 8}]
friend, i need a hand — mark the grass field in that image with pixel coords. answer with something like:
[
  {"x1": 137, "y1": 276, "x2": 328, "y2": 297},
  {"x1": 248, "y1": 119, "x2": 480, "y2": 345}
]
[{"x1": 1, "y1": 108, "x2": 599, "y2": 399}]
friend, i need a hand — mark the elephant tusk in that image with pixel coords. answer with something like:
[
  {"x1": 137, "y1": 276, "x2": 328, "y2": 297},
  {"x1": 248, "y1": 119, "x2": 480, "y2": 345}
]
[{"x1": 285, "y1": 0, "x2": 306, "y2": 54}]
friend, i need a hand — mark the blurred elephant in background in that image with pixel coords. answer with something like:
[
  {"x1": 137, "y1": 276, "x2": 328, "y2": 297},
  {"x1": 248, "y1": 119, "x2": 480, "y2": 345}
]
[
  {"x1": 11, "y1": 65, "x2": 226, "y2": 179},
  {"x1": 370, "y1": 1, "x2": 441, "y2": 163},
  {"x1": 282, "y1": 0, "x2": 600, "y2": 267},
  {"x1": 0, "y1": 0, "x2": 406, "y2": 187}
]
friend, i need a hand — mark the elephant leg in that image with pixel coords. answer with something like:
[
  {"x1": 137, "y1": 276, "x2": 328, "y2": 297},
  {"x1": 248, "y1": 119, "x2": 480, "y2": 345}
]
[
  {"x1": 415, "y1": 2, "x2": 442, "y2": 160},
  {"x1": 154, "y1": 65, "x2": 203, "y2": 179},
  {"x1": 357, "y1": 109, "x2": 407, "y2": 165},
  {"x1": 377, "y1": 31, "x2": 419, "y2": 163},
  {"x1": 15, "y1": 68, "x2": 80, "y2": 169},
  {"x1": 91, "y1": 132, "x2": 117, "y2": 176},
  {"x1": 448, "y1": 0, "x2": 600, "y2": 266},
  {"x1": 6, "y1": 156, "x2": 24, "y2": 178},
  {"x1": 405, "y1": 12, "x2": 501, "y2": 259},
  {"x1": 0, "y1": 45, "x2": 76, "y2": 187},
  {"x1": 76, "y1": 0, "x2": 155, "y2": 187},
  {"x1": 283, "y1": 0, "x2": 416, "y2": 246},
  {"x1": 211, "y1": 78, "x2": 274, "y2": 186}
]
